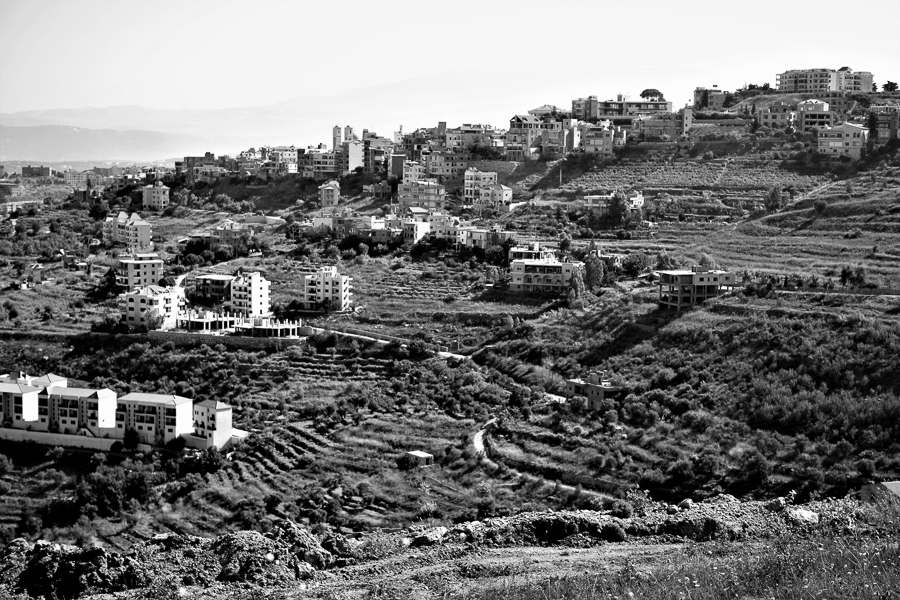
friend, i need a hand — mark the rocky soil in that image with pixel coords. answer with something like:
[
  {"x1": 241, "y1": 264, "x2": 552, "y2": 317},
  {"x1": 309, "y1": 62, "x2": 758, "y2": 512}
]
[{"x1": 0, "y1": 495, "x2": 886, "y2": 600}]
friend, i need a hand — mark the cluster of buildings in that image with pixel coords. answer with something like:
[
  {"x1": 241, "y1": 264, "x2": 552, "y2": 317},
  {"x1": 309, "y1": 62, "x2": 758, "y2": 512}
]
[
  {"x1": 776, "y1": 67, "x2": 874, "y2": 94},
  {"x1": 0, "y1": 371, "x2": 242, "y2": 451}
]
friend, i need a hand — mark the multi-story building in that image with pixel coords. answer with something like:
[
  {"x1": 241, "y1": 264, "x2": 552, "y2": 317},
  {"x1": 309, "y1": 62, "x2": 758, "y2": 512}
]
[
  {"x1": 634, "y1": 107, "x2": 693, "y2": 139},
  {"x1": 657, "y1": 265, "x2": 735, "y2": 311},
  {"x1": 0, "y1": 381, "x2": 41, "y2": 428},
  {"x1": 478, "y1": 184, "x2": 513, "y2": 212},
  {"x1": 571, "y1": 94, "x2": 673, "y2": 120},
  {"x1": 509, "y1": 242, "x2": 555, "y2": 262},
  {"x1": 300, "y1": 266, "x2": 352, "y2": 311},
  {"x1": 403, "y1": 220, "x2": 431, "y2": 244},
  {"x1": 39, "y1": 385, "x2": 118, "y2": 435},
  {"x1": 509, "y1": 257, "x2": 584, "y2": 295},
  {"x1": 583, "y1": 124, "x2": 627, "y2": 155},
  {"x1": 63, "y1": 170, "x2": 103, "y2": 190},
  {"x1": 817, "y1": 122, "x2": 869, "y2": 160},
  {"x1": 873, "y1": 112, "x2": 899, "y2": 147},
  {"x1": 336, "y1": 140, "x2": 365, "y2": 176},
  {"x1": 757, "y1": 101, "x2": 796, "y2": 130},
  {"x1": 192, "y1": 400, "x2": 234, "y2": 449},
  {"x1": 506, "y1": 114, "x2": 544, "y2": 160},
  {"x1": 142, "y1": 181, "x2": 170, "y2": 210},
  {"x1": 104, "y1": 212, "x2": 153, "y2": 252},
  {"x1": 21, "y1": 165, "x2": 52, "y2": 178},
  {"x1": 403, "y1": 160, "x2": 428, "y2": 182},
  {"x1": 121, "y1": 285, "x2": 186, "y2": 329},
  {"x1": 398, "y1": 180, "x2": 445, "y2": 210},
  {"x1": 117, "y1": 392, "x2": 193, "y2": 446},
  {"x1": 117, "y1": 253, "x2": 164, "y2": 290},
  {"x1": 796, "y1": 99, "x2": 834, "y2": 132},
  {"x1": 318, "y1": 180, "x2": 341, "y2": 207},
  {"x1": 693, "y1": 86, "x2": 727, "y2": 110},
  {"x1": 211, "y1": 221, "x2": 252, "y2": 244},
  {"x1": 463, "y1": 168, "x2": 498, "y2": 205},
  {"x1": 776, "y1": 67, "x2": 873, "y2": 94},
  {"x1": 564, "y1": 370, "x2": 624, "y2": 410},
  {"x1": 230, "y1": 271, "x2": 270, "y2": 317},
  {"x1": 425, "y1": 151, "x2": 468, "y2": 178},
  {"x1": 195, "y1": 273, "x2": 235, "y2": 303}
]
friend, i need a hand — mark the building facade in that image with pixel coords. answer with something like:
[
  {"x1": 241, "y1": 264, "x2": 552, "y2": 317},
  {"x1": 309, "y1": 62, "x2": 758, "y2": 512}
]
[
  {"x1": 230, "y1": 272, "x2": 270, "y2": 317},
  {"x1": 509, "y1": 258, "x2": 584, "y2": 295},
  {"x1": 657, "y1": 266, "x2": 735, "y2": 311},
  {"x1": 817, "y1": 122, "x2": 869, "y2": 160},
  {"x1": 300, "y1": 266, "x2": 352, "y2": 311},
  {"x1": 142, "y1": 182, "x2": 170, "y2": 210},
  {"x1": 121, "y1": 285, "x2": 187, "y2": 329},
  {"x1": 117, "y1": 253, "x2": 164, "y2": 291},
  {"x1": 777, "y1": 67, "x2": 873, "y2": 93}
]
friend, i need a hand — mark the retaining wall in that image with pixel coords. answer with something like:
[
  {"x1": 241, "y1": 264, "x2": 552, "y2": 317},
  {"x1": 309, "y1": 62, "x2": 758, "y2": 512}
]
[
  {"x1": 0, "y1": 428, "x2": 149, "y2": 452},
  {"x1": 148, "y1": 330, "x2": 309, "y2": 350}
]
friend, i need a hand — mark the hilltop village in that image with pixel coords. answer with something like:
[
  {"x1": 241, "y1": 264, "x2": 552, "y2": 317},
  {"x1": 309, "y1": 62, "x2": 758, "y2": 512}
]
[{"x1": 0, "y1": 66, "x2": 898, "y2": 598}]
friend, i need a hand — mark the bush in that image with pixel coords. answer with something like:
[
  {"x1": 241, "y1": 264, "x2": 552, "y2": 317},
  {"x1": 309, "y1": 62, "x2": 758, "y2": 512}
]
[
  {"x1": 600, "y1": 522, "x2": 627, "y2": 542},
  {"x1": 609, "y1": 500, "x2": 634, "y2": 518}
]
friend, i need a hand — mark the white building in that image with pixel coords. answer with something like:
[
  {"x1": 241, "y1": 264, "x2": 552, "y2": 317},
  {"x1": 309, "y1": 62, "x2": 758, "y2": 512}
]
[
  {"x1": 121, "y1": 285, "x2": 186, "y2": 329},
  {"x1": 104, "y1": 212, "x2": 153, "y2": 253},
  {"x1": 117, "y1": 392, "x2": 194, "y2": 446},
  {"x1": 301, "y1": 266, "x2": 352, "y2": 312},
  {"x1": 117, "y1": 253, "x2": 164, "y2": 291},
  {"x1": 403, "y1": 160, "x2": 427, "y2": 182},
  {"x1": 142, "y1": 182, "x2": 170, "y2": 210},
  {"x1": 463, "y1": 168, "x2": 498, "y2": 205},
  {"x1": 318, "y1": 180, "x2": 341, "y2": 207},
  {"x1": 509, "y1": 257, "x2": 584, "y2": 295},
  {"x1": 231, "y1": 271, "x2": 270, "y2": 317},
  {"x1": 817, "y1": 122, "x2": 869, "y2": 160}
]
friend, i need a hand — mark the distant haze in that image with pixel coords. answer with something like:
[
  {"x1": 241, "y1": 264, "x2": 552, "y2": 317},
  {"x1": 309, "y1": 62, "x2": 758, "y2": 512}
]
[{"x1": 1, "y1": 0, "x2": 897, "y2": 162}]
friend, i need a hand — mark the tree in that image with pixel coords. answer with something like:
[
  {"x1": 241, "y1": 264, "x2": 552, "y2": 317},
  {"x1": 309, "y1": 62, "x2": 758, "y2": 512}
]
[
  {"x1": 123, "y1": 428, "x2": 139, "y2": 450},
  {"x1": 883, "y1": 81, "x2": 898, "y2": 92},
  {"x1": 558, "y1": 233, "x2": 572, "y2": 254},
  {"x1": 583, "y1": 254, "x2": 605, "y2": 290},
  {"x1": 655, "y1": 250, "x2": 677, "y2": 270},
  {"x1": 622, "y1": 253, "x2": 651, "y2": 278},
  {"x1": 764, "y1": 185, "x2": 783, "y2": 211},
  {"x1": 867, "y1": 112, "x2": 879, "y2": 141},
  {"x1": 640, "y1": 89, "x2": 665, "y2": 101},
  {"x1": 567, "y1": 268, "x2": 586, "y2": 308}
]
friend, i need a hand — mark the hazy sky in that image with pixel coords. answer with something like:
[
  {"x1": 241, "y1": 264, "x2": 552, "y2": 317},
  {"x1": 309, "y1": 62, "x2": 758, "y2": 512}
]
[{"x1": 1, "y1": 0, "x2": 898, "y2": 133}]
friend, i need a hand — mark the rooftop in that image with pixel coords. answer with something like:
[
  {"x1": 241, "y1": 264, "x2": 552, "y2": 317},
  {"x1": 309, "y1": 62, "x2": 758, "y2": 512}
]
[{"x1": 120, "y1": 393, "x2": 193, "y2": 406}]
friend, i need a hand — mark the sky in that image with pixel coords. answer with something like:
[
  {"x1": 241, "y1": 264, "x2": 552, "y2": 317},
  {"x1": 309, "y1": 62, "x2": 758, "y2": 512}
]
[{"x1": 1, "y1": 0, "x2": 899, "y2": 138}]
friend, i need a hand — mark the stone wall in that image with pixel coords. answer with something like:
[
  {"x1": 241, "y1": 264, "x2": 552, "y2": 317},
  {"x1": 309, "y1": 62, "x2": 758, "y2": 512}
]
[{"x1": 148, "y1": 330, "x2": 309, "y2": 350}]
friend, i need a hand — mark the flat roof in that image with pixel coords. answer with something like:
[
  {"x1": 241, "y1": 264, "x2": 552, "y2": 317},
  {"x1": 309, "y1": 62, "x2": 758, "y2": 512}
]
[
  {"x1": 407, "y1": 450, "x2": 433, "y2": 458},
  {"x1": 120, "y1": 393, "x2": 192, "y2": 406},
  {"x1": 196, "y1": 274, "x2": 235, "y2": 280}
]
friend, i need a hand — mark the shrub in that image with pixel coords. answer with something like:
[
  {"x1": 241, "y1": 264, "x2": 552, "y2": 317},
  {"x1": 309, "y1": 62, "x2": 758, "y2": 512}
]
[{"x1": 600, "y1": 522, "x2": 627, "y2": 542}]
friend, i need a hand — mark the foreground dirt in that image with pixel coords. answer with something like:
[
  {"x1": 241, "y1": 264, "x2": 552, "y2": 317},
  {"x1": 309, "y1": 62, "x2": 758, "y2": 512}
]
[{"x1": 0, "y1": 494, "x2": 883, "y2": 600}]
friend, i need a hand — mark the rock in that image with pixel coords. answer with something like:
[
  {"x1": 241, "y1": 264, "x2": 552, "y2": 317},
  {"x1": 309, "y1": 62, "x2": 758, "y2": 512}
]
[
  {"x1": 212, "y1": 531, "x2": 304, "y2": 585},
  {"x1": 765, "y1": 497, "x2": 786, "y2": 512},
  {"x1": 0, "y1": 539, "x2": 32, "y2": 587},
  {"x1": 677, "y1": 499, "x2": 694, "y2": 510},
  {"x1": 411, "y1": 527, "x2": 448, "y2": 547},
  {"x1": 667, "y1": 505, "x2": 680, "y2": 515},
  {"x1": 787, "y1": 508, "x2": 819, "y2": 525},
  {"x1": 322, "y1": 533, "x2": 354, "y2": 558},
  {"x1": 265, "y1": 519, "x2": 333, "y2": 569}
]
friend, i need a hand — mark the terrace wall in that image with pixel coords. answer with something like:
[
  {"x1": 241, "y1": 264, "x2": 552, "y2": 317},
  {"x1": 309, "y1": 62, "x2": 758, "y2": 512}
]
[
  {"x1": 148, "y1": 330, "x2": 311, "y2": 350},
  {"x1": 0, "y1": 428, "x2": 152, "y2": 452}
]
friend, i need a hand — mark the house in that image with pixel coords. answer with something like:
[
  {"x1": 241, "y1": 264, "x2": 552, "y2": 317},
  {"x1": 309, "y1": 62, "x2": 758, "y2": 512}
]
[
  {"x1": 873, "y1": 112, "x2": 900, "y2": 147},
  {"x1": 776, "y1": 67, "x2": 873, "y2": 93},
  {"x1": 657, "y1": 265, "x2": 735, "y2": 311},
  {"x1": 796, "y1": 100, "x2": 834, "y2": 132},
  {"x1": 582, "y1": 123, "x2": 627, "y2": 155},
  {"x1": 694, "y1": 86, "x2": 726, "y2": 110},
  {"x1": 300, "y1": 266, "x2": 352, "y2": 312},
  {"x1": 505, "y1": 114, "x2": 543, "y2": 160},
  {"x1": 403, "y1": 220, "x2": 431, "y2": 244},
  {"x1": 211, "y1": 221, "x2": 253, "y2": 244},
  {"x1": 757, "y1": 101, "x2": 795, "y2": 130},
  {"x1": 405, "y1": 450, "x2": 434, "y2": 467},
  {"x1": 318, "y1": 180, "x2": 341, "y2": 207},
  {"x1": 564, "y1": 370, "x2": 624, "y2": 410},
  {"x1": 817, "y1": 122, "x2": 869, "y2": 160},
  {"x1": 121, "y1": 285, "x2": 186, "y2": 329},
  {"x1": 230, "y1": 271, "x2": 270, "y2": 316},
  {"x1": 117, "y1": 253, "x2": 163, "y2": 291},
  {"x1": 571, "y1": 94, "x2": 673, "y2": 121},
  {"x1": 398, "y1": 180, "x2": 445, "y2": 210},
  {"x1": 477, "y1": 184, "x2": 514, "y2": 212},
  {"x1": 509, "y1": 257, "x2": 584, "y2": 295},
  {"x1": 142, "y1": 181, "x2": 170, "y2": 210},
  {"x1": 463, "y1": 168, "x2": 498, "y2": 205},
  {"x1": 465, "y1": 227, "x2": 516, "y2": 250}
]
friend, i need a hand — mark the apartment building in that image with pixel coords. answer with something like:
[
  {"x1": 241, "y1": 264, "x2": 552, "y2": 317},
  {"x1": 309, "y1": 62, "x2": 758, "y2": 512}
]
[
  {"x1": 336, "y1": 140, "x2": 365, "y2": 175},
  {"x1": 195, "y1": 273, "x2": 235, "y2": 303},
  {"x1": 142, "y1": 181, "x2": 170, "y2": 210},
  {"x1": 318, "y1": 180, "x2": 341, "y2": 207},
  {"x1": 465, "y1": 228, "x2": 516, "y2": 250},
  {"x1": 231, "y1": 271, "x2": 270, "y2": 317},
  {"x1": 509, "y1": 257, "x2": 584, "y2": 295},
  {"x1": 564, "y1": 370, "x2": 624, "y2": 410},
  {"x1": 21, "y1": 165, "x2": 52, "y2": 178},
  {"x1": 398, "y1": 180, "x2": 445, "y2": 210},
  {"x1": 506, "y1": 114, "x2": 543, "y2": 160},
  {"x1": 403, "y1": 220, "x2": 431, "y2": 244},
  {"x1": 117, "y1": 392, "x2": 193, "y2": 446},
  {"x1": 64, "y1": 170, "x2": 103, "y2": 190},
  {"x1": 211, "y1": 221, "x2": 252, "y2": 244},
  {"x1": 300, "y1": 147, "x2": 338, "y2": 179},
  {"x1": 873, "y1": 112, "x2": 899, "y2": 146},
  {"x1": 634, "y1": 107, "x2": 693, "y2": 139},
  {"x1": 403, "y1": 160, "x2": 428, "y2": 182},
  {"x1": 582, "y1": 124, "x2": 627, "y2": 155},
  {"x1": 571, "y1": 94, "x2": 673, "y2": 120},
  {"x1": 757, "y1": 101, "x2": 796, "y2": 129},
  {"x1": 300, "y1": 266, "x2": 352, "y2": 311},
  {"x1": 117, "y1": 253, "x2": 163, "y2": 290},
  {"x1": 796, "y1": 99, "x2": 834, "y2": 132},
  {"x1": 425, "y1": 151, "x2": 468, "y2": 178},
  {"x1": 121, "y1": 285, "x2": 187, "y2": 329},
  {"x1": 817, "y1": 122, "x2": 869, "y2": 160},
  {"x1": 777, "y1": 67, "x2": 873, "y2": 93},
  {"x1": 657, "y1": 265, "x2": 735, "y2": 311},
  {"x1": 463, "y1": 168, "x2": 498, "y2": 205},
  {"x1": 104, "y1": 211, "x2": 153, "y2": 252},
  {"x1": 693, "y1": 86, "x2": 727, "y2": 110},
  {"x1": 0, "y1": 371, "x2": 240, "y2": 451}
]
